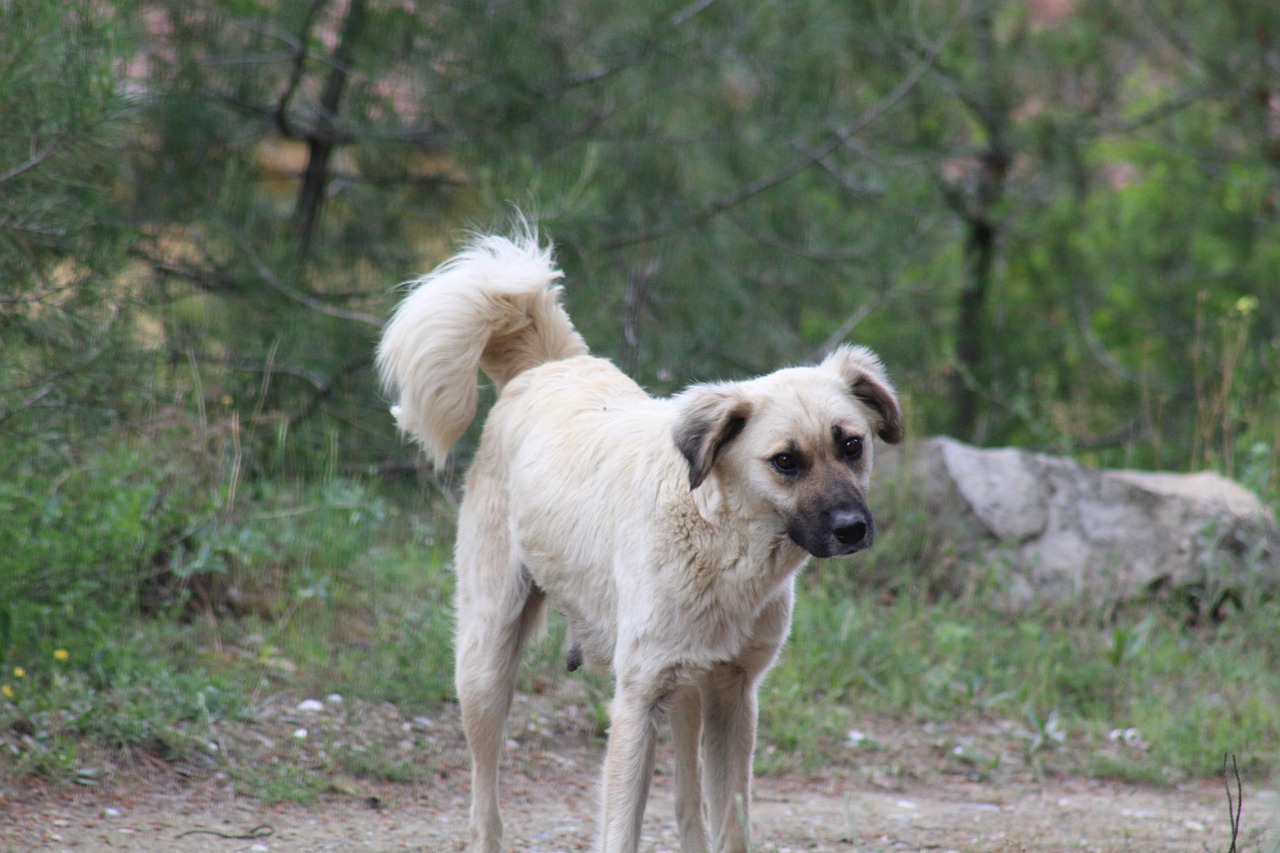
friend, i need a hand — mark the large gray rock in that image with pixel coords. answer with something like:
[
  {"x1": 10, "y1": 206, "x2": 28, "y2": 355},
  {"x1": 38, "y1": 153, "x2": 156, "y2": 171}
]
[{"x1": 877, "y1": 437, "x2": 1278, "y2": 607}]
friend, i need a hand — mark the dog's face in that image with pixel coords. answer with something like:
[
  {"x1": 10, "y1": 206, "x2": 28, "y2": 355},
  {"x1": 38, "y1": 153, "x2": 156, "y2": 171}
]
[{"x1": 673, "y1": 345, "x2": 902, "y2": 558}]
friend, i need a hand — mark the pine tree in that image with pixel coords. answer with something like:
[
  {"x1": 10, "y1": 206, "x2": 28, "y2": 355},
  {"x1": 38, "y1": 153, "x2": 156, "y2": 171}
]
[{"x1": 0, "y1": 2, "x2": 135, "y2": 437}]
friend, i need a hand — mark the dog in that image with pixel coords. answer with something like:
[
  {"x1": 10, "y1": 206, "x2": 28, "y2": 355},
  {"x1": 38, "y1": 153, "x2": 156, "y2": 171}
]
[{"x1": 377, "y1": 227, "x2": 902, "y2": 853}]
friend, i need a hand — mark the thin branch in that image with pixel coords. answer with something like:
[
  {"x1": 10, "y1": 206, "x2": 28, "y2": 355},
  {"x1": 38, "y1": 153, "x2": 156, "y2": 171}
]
[
  {"x1": 0, "y1": 340, "x2": 113, "y2": 428},
  {"x1": 795, "y1": 144, "x2": 885, "y2": 199},
  {"x1": 837, "y1": 16, "x2": 955, "y2": 146},
  {"x1": 132, "y1": 248, "x2": 234, "y2": 294},
  {"x1": 0, "y1": 285, "x2": 67, "y2": 305},
  {"x1": 1073, "y1": 292, "x2": 1188, "y2": 395},
  {"x1": 559, "y1": 0, "x2": 723, "y2": 90},
  {"x1": 809, "y1": 276, "x2": 935, "y2": 361},
  {"x1": 288, "y1": 353, "x2": 371, "y2": 426},
  {"x1": 1223, "y1": 753, "x2": 1242, "y2": 853},
  {"x1": 667, "y1": 0, "x2": 720, "y2": 29},
  {"x1": 726, "y1": 212, "x2": 870, "y2": 264},
  {"x1": 814, "y1": 304, "x2": 876, "y2": 360},
  {"x1": 186, "y1": 350, "x2": 330, "y2": 393},
  {"x1": 230, "y1": 231, "x2": 382, "y2": 328},
  {"x1": 0, "y1": 219, "x2": 67, "y2": 239},
  {"x1": 0, "y1": 138, "x2": 60, "y2": 185},
  {"x1": 136, "y1": 234, "x2": 382, "y2": 329},
  {"x1": 281, "y1": 167, "x2": 464, "y2": 189},
  {"x1": 1044, "y1": 421, "x2": 1146, "y2": 454},
  {"x1": 599, "y1": 152, "x2": 815, "y2": 250},
  {"x1": 270, "y1": 362, "x2": 328, "y2": 394},
  {"x1": 1099, "y1": 86, "x2": 1209, "y2": 136}
]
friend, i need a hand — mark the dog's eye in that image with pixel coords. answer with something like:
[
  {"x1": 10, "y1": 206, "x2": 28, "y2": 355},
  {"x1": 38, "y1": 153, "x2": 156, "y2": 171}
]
[
  {"x1": 771, "y1": 452, "x2": 799, "y2": 474},
  {"x1": 841, "y1": 435, "x2": 864, "y2": 461}
]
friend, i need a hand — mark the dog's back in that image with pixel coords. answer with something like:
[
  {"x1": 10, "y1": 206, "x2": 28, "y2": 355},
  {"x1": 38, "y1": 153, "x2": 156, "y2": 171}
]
[{"x1": 376, "y1": 229, "x2": 588, "y2": 468}]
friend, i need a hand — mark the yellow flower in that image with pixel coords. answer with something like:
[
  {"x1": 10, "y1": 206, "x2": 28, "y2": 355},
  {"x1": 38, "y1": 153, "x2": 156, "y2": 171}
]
[
  {"x1": 13, "y1": 667, "x2": 25, "y2": 679},
  {"x1": 53, "y1": 649, "x2": 69, "y2": 662},
  {"x1": 1234, "y1": 295, "x2": 1258, "y2": 317},
  {"x1": 1, "y1": 684, "x2": 13, "y2": 700}
]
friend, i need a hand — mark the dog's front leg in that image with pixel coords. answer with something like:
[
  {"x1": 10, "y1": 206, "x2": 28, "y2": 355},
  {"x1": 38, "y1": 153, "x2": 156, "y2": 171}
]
[
  {"x1": 597, "y1": 679, "x2": 662, "y2": 852},
  {"x1": 670, "y1": 685, "x2": 709, "y2": 853},
  {"x1": 702, "y1": 663, "x2": 756, "y2": 853}
]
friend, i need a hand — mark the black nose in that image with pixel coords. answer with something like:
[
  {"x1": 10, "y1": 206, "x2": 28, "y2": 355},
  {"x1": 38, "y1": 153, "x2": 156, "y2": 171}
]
[{"x1": 833, "y1": 511, "x2": 870, "y2": 547}]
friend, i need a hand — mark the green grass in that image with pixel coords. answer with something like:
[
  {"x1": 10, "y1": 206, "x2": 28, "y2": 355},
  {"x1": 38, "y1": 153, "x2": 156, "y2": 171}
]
[
  {"x1": 234, "y1": 758, "x2": 328, "y2": 803},
  {"x1": 0, "y1": 625, "x2": 244, "y2": 778},
  {"x1": 1, "y1": 428, "x2": 1277, "y2": 793},
  {"x1": 760, "y1": 580, "x2": 1280, "y2": 783},
  {"x1": 0, "y1": 432, "x2": 456, "y2": 784},
  {"x1": 332, "y1": 740, "x2": 430, "y2": 783}
]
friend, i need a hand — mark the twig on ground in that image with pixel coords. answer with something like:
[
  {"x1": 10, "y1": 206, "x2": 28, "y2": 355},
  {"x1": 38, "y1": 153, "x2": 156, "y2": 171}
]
[{"x1": 1222, "y1": 752, "x2": 1242, "y2": 853}]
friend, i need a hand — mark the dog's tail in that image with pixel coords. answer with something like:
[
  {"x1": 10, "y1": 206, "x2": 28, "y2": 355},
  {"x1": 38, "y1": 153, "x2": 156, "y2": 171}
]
[{"x1": 376, "y1": 227, "x2": 588, "y2": 468}]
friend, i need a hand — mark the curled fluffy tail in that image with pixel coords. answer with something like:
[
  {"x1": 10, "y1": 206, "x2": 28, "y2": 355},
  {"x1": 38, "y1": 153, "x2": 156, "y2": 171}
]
[{"x1": 376, "y1": 229, "x2": 588, "y2": 467}]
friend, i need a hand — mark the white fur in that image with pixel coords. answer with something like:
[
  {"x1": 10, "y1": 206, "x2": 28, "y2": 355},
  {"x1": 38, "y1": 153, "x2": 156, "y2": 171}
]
[
  {"x1": 377, "y1": 229, "x2": 900, "y2": 853},
  {"x1": 376, "y1": 227, "x2": 587, "y2": 467}
]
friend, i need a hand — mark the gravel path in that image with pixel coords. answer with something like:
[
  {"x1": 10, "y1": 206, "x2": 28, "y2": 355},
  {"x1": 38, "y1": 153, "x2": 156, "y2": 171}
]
[{"x1": 2, "y1": 689, "x2": 1274, "y2": 852}]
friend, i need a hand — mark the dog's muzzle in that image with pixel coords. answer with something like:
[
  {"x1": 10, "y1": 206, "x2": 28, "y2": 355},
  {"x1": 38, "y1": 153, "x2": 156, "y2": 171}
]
[{"x1": 789, "y1": 505, "x2": 875, "y2": 558}]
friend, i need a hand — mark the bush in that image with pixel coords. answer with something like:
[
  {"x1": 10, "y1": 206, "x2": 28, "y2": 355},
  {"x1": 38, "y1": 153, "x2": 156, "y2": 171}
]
[{"x1": 0, "y1": 436, "x2": 221, "y2": 663}]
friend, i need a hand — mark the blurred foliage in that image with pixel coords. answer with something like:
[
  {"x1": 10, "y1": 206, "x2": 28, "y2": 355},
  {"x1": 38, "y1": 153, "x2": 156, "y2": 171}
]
[
  {"x1": 2, "y1": 0, "x2": 1277, "y2": 477},
  {"x1": 0, "y1": 1, "x2": 141, "y2": 441}
]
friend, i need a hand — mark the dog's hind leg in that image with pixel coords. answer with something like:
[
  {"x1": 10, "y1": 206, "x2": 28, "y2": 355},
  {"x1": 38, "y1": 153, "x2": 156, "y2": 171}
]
[
  {"x1": 455, "y1": 499, "x2": 546, "y2": 853},
  {"x1": 457, "y1": 578, "x2": 544, "y2": 853}
]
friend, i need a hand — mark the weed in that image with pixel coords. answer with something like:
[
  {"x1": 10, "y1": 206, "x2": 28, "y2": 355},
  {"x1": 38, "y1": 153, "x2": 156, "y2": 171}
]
[
  {"x1": 234, "y1": 760, "x2": 326, "y2": 803},
  {"x1": 1107, "y1": 612, "x2": 1155, "y2": 667},
  {"x1": 333, "y1": 742, "x2": 426, "y2": 783},
  {"x1": 1087, "y1": 752, "x2": 1170, "y2": 787}
]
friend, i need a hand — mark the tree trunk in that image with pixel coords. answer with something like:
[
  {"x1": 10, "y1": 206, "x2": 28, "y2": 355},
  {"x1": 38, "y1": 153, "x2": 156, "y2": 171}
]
[
  {"x1": 953, "y1": 214, "x2": 996, "y2": 439},
  {"x1": 947, "y1": 0, "x2": 1010, "y2": 442},
  {"x1": 294, "y1": 0, "x2": 367, "y2": 255}
]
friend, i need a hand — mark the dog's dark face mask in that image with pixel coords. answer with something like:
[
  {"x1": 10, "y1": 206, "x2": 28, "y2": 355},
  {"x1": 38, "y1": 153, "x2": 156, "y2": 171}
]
[
  {"x1": 783, "y1": 471, "x2": 876, "y2": 558},
  {"x1": 763, "y1": 426, "x2": 878, "y2": 558}
]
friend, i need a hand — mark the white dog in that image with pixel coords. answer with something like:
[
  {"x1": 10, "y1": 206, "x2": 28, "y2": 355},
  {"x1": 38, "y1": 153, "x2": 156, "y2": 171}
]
[{"x1": 377, "y1": 228, "x2": 901, "y2": 853}]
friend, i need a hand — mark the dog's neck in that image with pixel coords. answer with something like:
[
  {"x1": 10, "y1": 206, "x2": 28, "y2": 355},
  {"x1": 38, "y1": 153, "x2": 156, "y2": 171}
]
[{"x1": 688, "y1": 474, "x2": 810, "y2": 596}]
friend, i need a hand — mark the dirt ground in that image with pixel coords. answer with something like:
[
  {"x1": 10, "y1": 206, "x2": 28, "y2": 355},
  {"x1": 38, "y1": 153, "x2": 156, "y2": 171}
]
[{"x1": 3, "y1": 683, "x2": 1276, "y2": 852}]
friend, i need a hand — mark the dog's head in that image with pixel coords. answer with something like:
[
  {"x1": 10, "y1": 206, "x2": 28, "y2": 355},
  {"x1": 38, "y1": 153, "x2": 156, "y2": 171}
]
[{"x1": 672, "y1": 345, "x2": 902, "y2": 558}]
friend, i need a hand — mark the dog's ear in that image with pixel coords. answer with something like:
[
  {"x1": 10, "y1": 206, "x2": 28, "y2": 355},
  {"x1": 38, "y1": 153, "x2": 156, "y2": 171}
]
[
  {"x1": 822, "y1": 345, "x2": 903, "y2": 444},
  {"x1": 672, "y1": 385, "x2": 753, "y2": 490}
]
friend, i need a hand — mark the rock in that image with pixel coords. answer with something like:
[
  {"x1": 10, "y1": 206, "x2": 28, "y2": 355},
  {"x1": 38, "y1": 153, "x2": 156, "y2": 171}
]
[{"x1": 877, "y1": 437, "x2": 1278, "y2": 607}]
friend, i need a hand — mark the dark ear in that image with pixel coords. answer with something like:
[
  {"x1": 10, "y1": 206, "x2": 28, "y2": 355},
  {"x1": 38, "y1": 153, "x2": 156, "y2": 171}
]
[
  {"x1": 671, "y1": 385, "x2": 753, "y2": 490},
  {"x1": 822, "y1": 345, "x2": 903, "y2": 444}
]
